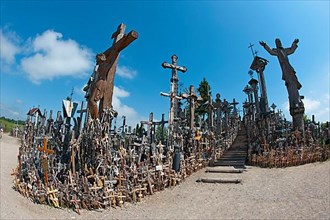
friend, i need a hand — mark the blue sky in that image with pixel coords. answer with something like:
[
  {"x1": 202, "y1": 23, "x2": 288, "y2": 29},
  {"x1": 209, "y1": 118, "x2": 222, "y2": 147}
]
[{"x1": 1, "y1": 1, "x2": 329, "y2": 126}]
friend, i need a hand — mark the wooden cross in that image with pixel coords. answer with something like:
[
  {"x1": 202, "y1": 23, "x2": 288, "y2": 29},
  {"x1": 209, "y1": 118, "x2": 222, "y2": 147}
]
[
  {"x1": 103, "y1": 188, "x2": 116, "y2": 208},
  {"x1": 161, "y1": 55, "x2": 187, "y2": 132},
  {"x1": 47, "y1": 186, "x2": 59, "y2": 208},
  {"x1": 140, "y1": 112, "x2": 154, "y2": 144},
  {"x1": 160, "y1": 91, "x2": 183, "y2": 147},
  {"x1": 180, "y1": 85, "x2": 201, "y2": 130},
  {"x1": 248, "y1": 42, "x2": 256, "y2": 58},
  {"x1": 77, "y1": 101, "x2": 87, "y2": 133},
  {"x1": 261, "y1": 138, "x2": 269, "y2": 152},
  {"x1": 70, "y1": 194, "x2": 81, "y2": 215},
  {"x1": 38, "y1": 137, "x2": 54, "y2": 187},
  {"x1": 152, "y1": 113, "x2": 168, "y2": 144},
  {"x1": 88, "y1": 23, "x2": 138, "y2": 119},
  {"x1": 230, "y1": 98, "x2": 239, "y2": 115}
]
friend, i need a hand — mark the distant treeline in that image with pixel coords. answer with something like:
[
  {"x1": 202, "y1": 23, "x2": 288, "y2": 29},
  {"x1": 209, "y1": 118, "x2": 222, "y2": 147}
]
[{"x1": 0, "y1": 117, "x2": 25, "y2": 133}]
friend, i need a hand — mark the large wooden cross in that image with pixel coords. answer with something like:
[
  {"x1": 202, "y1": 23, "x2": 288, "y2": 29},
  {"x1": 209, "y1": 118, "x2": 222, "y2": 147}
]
[
  {"x1": 161, "y1": 55, "x2": 187, "y2": 128},
  {"x1": 88, "y1": 24, "x2": 138, "y2": 119}
]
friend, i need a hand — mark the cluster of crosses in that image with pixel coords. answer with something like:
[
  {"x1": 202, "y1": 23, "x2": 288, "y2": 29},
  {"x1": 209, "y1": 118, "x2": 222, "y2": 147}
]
[
  {"x1": 241, "y1": 42, "x2": 329, "y2": 168},
  {"x1": 12, "y1": 24, "x2": 243, "y2": 213}
]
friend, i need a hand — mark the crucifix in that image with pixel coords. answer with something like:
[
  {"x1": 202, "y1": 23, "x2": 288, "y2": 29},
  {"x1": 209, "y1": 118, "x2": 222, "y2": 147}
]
[
  {"x1": 87, "y1": 23, "x2": 138, "y2": 119},
  {"x1": 161, "y1": 55, "x2": 187, "y2": 138},
  {"x1": 38, "y1": 137, "x2": 54, "y2": 187},
  {"x1": 260, "y1": 38, "x2": 304, "y2": 131}
]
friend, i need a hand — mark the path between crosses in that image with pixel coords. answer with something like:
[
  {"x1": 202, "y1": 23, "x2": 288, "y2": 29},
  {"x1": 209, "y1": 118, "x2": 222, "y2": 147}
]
[{"x1": 197, "y1": 126, "x2": 248, "y2": 184}]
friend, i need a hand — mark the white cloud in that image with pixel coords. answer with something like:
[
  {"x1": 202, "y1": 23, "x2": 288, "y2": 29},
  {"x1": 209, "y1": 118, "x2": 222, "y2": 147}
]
[
  {"x1": 303, "y1": 98, "x2": 321, "y2": 112},
  {"x1": 20, "y1": 30, "x2": 93, "y2": 84},
  {"x1": 112, "y1": 86, "x2": 144, "y2": 126},
  {"x1": 282, "y1": 96, "x2": 329, "y2": 122},
  {"x1": 0, "y1": 29, "x2": 21, "y2": 64},
  {"x1": 116, "y1": 65, "x2": 137, "y2": 79}
]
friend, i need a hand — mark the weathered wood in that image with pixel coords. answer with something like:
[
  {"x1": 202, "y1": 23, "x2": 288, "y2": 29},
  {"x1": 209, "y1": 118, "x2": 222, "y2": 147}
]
[
  {"x1": 88, "y1": 24, "x2": 138, "y2": 119},
  {"x1": 196, "y1": 178, "x2": 241, "y2": 184},
  {"x1": 205, "y1": 167, "x2": 243, "y2": 173}
]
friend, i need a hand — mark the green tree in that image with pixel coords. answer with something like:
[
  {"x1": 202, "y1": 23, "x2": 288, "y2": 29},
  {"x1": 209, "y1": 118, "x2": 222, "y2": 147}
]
[
  {"x1": 196, "y1": 77, "x2": 212, "y2": 118},
  {"x1": 155, "y1": 125, "x2": 168, "y2": 144}
]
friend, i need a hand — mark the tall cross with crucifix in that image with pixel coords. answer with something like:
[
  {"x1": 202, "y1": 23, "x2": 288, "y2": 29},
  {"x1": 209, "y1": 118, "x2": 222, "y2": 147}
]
[
  {"x1": 87, "y1": 24, "x2": 138, "y2": 119},
  {"x1": 161, "y1": 55, "x2": 187, "y2": 128}
]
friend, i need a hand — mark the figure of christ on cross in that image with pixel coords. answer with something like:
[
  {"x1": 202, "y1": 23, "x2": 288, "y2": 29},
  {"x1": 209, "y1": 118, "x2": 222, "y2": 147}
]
[
  {"x1": 88, "y1": 24, "x2": 138, "y2": 119},
  {"x1": 260, "y1": 38, "x2": 305, "y2": 130}
]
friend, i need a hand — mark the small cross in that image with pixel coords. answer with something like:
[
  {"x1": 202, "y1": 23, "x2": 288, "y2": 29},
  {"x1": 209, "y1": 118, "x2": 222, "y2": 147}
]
[
  {"x1": 38, "y1": 137, "x2": 54, "y2": 155},
  {"x1": 248, "y1": 43, "x2": 256, "y2": 58}
]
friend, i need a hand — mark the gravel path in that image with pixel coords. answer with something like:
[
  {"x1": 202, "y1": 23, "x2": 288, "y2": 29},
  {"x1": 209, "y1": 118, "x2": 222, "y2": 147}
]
[{"x1": 1, "y1": 134, "x2": 329, "y2": 219}]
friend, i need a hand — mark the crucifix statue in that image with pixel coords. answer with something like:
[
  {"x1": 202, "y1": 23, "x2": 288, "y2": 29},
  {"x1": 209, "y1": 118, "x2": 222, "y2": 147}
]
[
  {"x1": 87, "y1": 24, "x2": 138, "y2": 119},
  {"x1": 260, "y1": 38, "x2": 305, "y2": 131}
]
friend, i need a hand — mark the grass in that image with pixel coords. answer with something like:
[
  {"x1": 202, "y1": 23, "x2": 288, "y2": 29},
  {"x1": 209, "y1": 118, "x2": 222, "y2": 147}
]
[{"x1": 0, "y1": 117, "x2": 25, "y2": 133}]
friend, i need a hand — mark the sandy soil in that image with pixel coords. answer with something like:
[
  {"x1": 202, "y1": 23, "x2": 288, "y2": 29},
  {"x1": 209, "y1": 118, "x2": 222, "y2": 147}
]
[{"x1": 1, "y1": 133, "x2": 329, "y2": 220}]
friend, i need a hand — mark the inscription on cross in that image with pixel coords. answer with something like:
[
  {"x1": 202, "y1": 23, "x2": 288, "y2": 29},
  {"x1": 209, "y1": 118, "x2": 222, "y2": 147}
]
[{"x1": 87, "y1": 24, "x2": 138, "y2": 119}]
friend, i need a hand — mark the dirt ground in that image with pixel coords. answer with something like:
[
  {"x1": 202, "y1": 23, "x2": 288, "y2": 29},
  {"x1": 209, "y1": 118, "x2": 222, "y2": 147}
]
[{"x1": 1, "y1": 133, "x2": 329, "y2": 220}]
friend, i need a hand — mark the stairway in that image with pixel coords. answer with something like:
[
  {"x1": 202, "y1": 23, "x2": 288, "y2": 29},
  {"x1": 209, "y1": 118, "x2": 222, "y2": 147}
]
[
  {"x1": 197, "y1": 126, "x2": 248, "y2": 184},
  {"x1": 213, "y1": 126, "x2": 248, "y2": 169}
]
